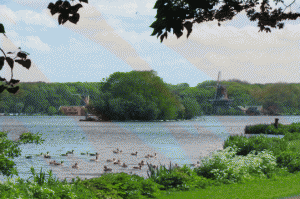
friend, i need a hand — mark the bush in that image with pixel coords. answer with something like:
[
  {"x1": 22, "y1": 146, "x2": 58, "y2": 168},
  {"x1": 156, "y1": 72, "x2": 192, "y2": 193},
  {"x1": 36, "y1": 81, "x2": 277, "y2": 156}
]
[
  {"x1": 193, "y1": 146, "x2": 279, "y2": 185},
  {"x1": 245, "y1": 124, "x2": 270, "y2": 135},
  {"x1": 47, "y1": 106, "x2": 57, "y2": 116},
  {"x1": 276, "y1": 150, "x2": 300, "y2": 174},
  {"x1": 77, "y1": 172, "x2": 163, "y2": 199},
  {"x1": 223, "y1": 134, "x2": 288, "y2": 158}
]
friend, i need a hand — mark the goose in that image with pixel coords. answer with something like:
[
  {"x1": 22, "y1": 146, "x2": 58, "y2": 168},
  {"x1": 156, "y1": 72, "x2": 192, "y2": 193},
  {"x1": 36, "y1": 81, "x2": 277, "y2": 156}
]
[
  {"x1": 72, "y1": 163, "x2": 79, "y2": 169},
  {"x1": 25, "y1": 155, "x2": 32, "y2": 159},
  {"x1": 89, "y1": 152, "x2": 98, "y2": 156},
  {"x1": 131, "y1": 151, "x2": 138, "y2": 156},
  {"x1": 107, "y1": 158, "x2": 116, "y2": 162},
  {"x1": 114, "y1": 159, "x2": 122, "y2": 165},
  {"x1": 132, "y1": 165, "x2": 142, "y2": 170},
  {"x1": 121, "y1": 163, "x2": 128, "y2": 168},
  {"x1": 192, "y1": 161, "x2": 201, "y2": 167},
  {"x1": 104, "y1": 166, "x2": 112, "y2": 172},
  {"x1": 149, "y1": 164, "x2": 158, "y2": 169},
  {"x1": 145, "y1": 154, "x2": 150, "y2": 158},
  {"x1": 113, "y1": 148, "x2": 122, "y2": 154},
  {"x1": 49, "y1": 160, "x2": 56, "y2": 165},
  {"x1": 138, "y1": 160, "x2": 146, "y2": 166},
  {"x1": 90, "y1": 155, "x2": 99, "y2": 162},
  {"x1": 149, "y1": 153, "x2": 157, "y2": 158},
  {"x1": 67, "y1": 150, "x2": 74, "y2": 154},
  {"x1": 61, "y1": 153, "x2": 68, "y2": 156},
  {"x1": 44, "y1": 152, "x2": 51, "y2": 159},
  {"x1": 54, "y1": 161, "x2": 64, "y2": 166},
  {"x1": 174, "y1": 163, "x2": 180, "y2": 168}
]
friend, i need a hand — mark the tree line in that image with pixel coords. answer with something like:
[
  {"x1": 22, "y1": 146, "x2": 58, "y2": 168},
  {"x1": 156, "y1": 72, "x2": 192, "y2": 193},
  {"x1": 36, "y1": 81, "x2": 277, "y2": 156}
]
[{"x1": 0, "y1": 70, "x2": 298, "y2": 119}]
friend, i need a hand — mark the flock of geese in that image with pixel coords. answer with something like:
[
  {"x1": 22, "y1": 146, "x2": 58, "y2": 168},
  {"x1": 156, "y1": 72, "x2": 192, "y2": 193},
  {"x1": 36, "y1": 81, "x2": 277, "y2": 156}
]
[
  {"x1": 44, "y1": 148, "x2": 160, "y2": 172},
  {"x1": 43, "y1": 148, "x2": 201, "y2": 172}
]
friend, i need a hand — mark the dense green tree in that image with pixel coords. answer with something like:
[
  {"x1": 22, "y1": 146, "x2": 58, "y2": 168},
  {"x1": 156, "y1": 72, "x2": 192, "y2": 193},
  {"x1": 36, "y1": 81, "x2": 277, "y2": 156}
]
[
  {"x1": 24, "y1": 105, "x2": 35, "y2": 115},
  {"x1": 47, "y1": 106, "x2": 57, "y2": 115},
  {"x1": 15, "y1": 102, "x2": 24, "y2": 114},
  {"x1": 87, "y1": 70, "x2": 184, "y2": 121},
  {"x1": 179, "y1": 97, "x2": 202, "y2": 119}
]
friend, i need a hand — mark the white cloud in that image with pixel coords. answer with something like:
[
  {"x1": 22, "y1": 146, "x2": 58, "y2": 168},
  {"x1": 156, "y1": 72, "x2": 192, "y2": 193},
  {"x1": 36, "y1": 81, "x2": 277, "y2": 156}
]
[
  {"x1": 1, "y1": 30, "x2": 51, "y2": 52},
  {"x1": 18, "y1": 10, "x2": 57, "y2": 28},
  {"x1": 0, "y1": 5, "x2": 17, "y2": 25}
]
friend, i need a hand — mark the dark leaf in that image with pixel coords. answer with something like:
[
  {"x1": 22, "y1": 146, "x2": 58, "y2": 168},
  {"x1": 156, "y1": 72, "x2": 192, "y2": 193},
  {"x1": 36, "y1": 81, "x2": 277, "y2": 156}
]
[
  {"x1": 0, "y1": 23, "x2": 5, "y2": 34},
  {"x1": 5, "y1": 57, "x2": 14, "y2": 69},
  {"x1": 7, "y1": 86, "x2": 19, "y2": 94},
  {"x1": 0, "y1": 85, "x2": 7, "y2": 93},
  {"x1": 47, "y1": 2, "x2": 55, "y2": 10},
  {"x1": 69, "y1": 4, "x2": 83, "y2": 15},
  {"x1": 61, "y1": 1, "x2": 71, "y2": 10},
  {"x1": 0, "y1": 76, "x2": 6, "y2": 82},
  {"x1": 58, "y1": 12, "x2": 69, "y2": 25},
  {"x1": 174, "y1": 30, "x2": 183, "y2": 39},
  {"x1": 0, "y1": 56, "x2": 4, "y2": 70},
  {"x1": 54, "y1": 0, "x2": 63, "y2": 7},
  {"x1": 9, "y1": 79, "x2": 20, "y2": 85},
  {"x1": 278, "y1": 23, "x2": 284, "y2": 29},
  {"x1": 183, "y1": 21, "x2": 193, "y2": 38},
  {"x1": 50, "y1": 6, "x2": 60, "y2": 16},
  {"x1": 79, "y1": 0, "x2": 88, "y2": 3},
  {"x1": 15, "y1": 59, "x2": 31, "y2": 70},
  {"x1": 160, "y1": 32, "x2": 167, "y2": 43},
  {"x1": 17, "y1": 52, "x2": 27, "y2": 59},
  {"x1": 69, "y1": 13, "x2": 80, "y2": 24}
]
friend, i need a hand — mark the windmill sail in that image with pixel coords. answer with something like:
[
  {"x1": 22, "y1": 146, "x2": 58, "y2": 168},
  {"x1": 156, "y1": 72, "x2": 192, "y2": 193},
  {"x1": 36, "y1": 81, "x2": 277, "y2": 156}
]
[{"x1": 208, "y1": 71, "x2": 234, "y2": 115}]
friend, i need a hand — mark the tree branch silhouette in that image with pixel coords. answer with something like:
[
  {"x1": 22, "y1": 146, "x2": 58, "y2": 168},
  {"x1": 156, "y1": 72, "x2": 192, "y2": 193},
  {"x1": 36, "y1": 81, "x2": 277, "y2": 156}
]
[{"x1": 149, "y1": 0, "x2": 300, "y2": 43}]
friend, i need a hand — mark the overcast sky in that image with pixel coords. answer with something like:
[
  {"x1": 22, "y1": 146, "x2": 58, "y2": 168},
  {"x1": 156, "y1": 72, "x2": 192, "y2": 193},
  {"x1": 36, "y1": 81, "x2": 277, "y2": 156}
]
[{"x1": 1, "y1": 0, "x2": 300, "y2": 87}]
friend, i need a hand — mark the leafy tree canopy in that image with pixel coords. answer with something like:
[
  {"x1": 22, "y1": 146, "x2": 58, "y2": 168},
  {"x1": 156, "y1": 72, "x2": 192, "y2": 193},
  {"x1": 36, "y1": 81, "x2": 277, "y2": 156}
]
[{"x1": 150, "y1": 0, "x2": 300, "y2": 42}]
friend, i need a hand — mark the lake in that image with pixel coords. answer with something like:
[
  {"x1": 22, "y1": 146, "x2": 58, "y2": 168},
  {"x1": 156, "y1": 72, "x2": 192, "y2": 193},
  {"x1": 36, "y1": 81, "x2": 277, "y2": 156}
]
[{"x1": 0, "y1": 115, "x2": 298, "y2": 184}]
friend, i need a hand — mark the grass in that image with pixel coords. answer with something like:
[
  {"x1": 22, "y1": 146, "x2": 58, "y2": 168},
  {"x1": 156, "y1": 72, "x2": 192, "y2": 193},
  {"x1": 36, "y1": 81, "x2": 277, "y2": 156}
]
[{"x1": 3, "y1": 128, "x2": 300, "y2": 198}]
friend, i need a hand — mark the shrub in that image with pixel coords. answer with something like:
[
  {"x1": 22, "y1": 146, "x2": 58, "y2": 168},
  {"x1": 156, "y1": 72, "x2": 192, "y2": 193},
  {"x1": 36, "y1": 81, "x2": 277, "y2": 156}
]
[
  {"x1": 77, "y1": 172, "x2": 162, "y2": 199},
  {"x1": 223, "y1": 134, "x2": 288, "y2": 158},
  {"x1": 194, "y1": 146, "x2": 278, "y2": 185},
  {"x1": 276, "y1": 150, "x2": 300, "y2": 174},
  {"x1": 245, "y1": 123, "x2": 270, "y2": 135}
]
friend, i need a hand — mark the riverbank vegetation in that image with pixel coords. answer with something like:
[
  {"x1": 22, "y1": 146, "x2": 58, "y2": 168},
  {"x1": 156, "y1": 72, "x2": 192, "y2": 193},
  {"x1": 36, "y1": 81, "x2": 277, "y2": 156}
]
[
  {"x1": 2, "y1": 123, "x2": 300, "y2": 198},
  {"x1": 1, "y1": 70, "x2": 300, "y2": 119}
]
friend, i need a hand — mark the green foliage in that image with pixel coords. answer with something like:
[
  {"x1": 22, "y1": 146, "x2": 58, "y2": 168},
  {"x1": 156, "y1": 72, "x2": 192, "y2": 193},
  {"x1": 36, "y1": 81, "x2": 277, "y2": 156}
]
[
  {"x1": 24, "y1": 105, "x2": 35, "y2": 115},
  {"x1": 15, "y1": 102, "x2": 24, "y2": 114},
  {"x1": 222, "y1": 134, "x2": 288, "y2": 158},
  {"x1": 245, "y1": 124, "x2": 270, "y2": 135},
  {"x1": 276, "y1": 150, "x2": 300, "y2": 174},
  {"x1": 98, "y1": 70, "x2": 182, "y2": 121},
  {"x1": 180, "y1": 97, "x2": 202, "y2": 119},
  {"x1": 77, "y1": 172, "x2": 163, "y2": 198},
  {"x1": 47, "y1": 106, "x2": 57, "y2": 116},
  {"x1": 0, "y1": 168, "x2": 98, "y2": 199},
  {"x1": 0, "y1": 131, "x2": 45, "y2": 178}
]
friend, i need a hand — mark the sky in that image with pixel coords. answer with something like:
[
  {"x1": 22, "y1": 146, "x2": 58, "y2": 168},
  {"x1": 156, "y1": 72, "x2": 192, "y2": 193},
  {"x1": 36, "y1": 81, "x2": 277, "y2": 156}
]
[{"x1": 1, "y1": 0, "x2": 300, "y2": 87}]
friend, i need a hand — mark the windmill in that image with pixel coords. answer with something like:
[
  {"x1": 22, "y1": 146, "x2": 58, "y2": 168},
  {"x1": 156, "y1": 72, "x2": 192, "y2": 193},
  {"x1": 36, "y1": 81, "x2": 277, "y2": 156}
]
[{"x1": 205, "y1": 71, "x2": 234, "y2": 115}]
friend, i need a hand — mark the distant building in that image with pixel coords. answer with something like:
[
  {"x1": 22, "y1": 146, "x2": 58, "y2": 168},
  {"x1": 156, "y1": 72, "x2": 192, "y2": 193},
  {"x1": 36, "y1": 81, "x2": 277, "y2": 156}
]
[
  {"x1": 58, "y1": 106, "x2": 87, "y2": 116},
  {"x1": 237, "y1": 106, "x2": 263, "y2": 115}
]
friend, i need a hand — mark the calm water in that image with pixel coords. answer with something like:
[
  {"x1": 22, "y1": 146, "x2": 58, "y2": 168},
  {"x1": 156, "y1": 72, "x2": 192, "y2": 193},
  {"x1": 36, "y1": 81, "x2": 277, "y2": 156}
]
[{"x1": 0, "y1": 115, "x2": 298, "y2": 184}]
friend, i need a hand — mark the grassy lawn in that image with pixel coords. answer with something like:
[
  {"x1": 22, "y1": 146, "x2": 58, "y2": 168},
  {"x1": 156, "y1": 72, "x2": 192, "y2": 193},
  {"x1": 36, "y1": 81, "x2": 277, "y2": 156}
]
[
  {"x1": 2, "y1": 125, "x2": 300, "y2": 198},
  {"x1": 158, "y1": 170, "x2": 300, "y2": 199}
]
